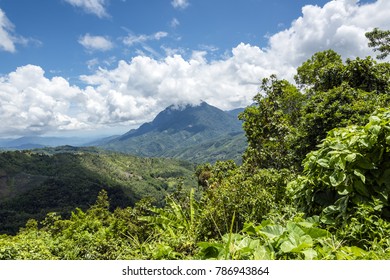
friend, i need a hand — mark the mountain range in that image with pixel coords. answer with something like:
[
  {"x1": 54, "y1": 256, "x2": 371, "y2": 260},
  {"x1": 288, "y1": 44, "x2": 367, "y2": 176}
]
[
  {"x1": 0, "y1": 102, "x2": 247, "y2": 164},
  {"x1": 0, "y1": 136, "x2": 98, "y2": 150},
  {"x1": 0, "y1": 102, "x2": 247, "y2": 234}
]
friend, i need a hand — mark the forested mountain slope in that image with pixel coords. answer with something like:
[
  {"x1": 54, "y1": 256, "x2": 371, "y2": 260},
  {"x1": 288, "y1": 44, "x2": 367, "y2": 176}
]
[
  {"x1": 100, "y1": 102, "x2": 246, "y2": 163},
  {"x1": 0, "y1": 147, "x2": 196, "y2": 234}
]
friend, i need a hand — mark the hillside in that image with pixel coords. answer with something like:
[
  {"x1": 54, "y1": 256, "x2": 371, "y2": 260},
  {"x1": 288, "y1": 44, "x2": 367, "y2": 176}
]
[
  {"x1": 0, "y1": 147, "x2": 196, "y2": 234},
  {"x1": 100, "y1": 102, "x2": 246, "y2": 163}
]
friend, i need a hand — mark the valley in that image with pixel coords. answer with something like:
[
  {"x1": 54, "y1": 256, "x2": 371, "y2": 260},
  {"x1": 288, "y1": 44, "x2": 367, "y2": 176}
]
[{"x1": 0, "y1": 147, "x2": 196, "y2": 234}]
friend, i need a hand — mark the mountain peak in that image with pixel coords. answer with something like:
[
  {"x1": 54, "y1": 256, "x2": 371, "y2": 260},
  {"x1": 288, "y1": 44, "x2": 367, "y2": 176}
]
[
  {"x1": 101, "y1": 101, "x2": 245, "y2": 162},
  {"x1": 118, "y1": 101, "x2": 241, "y2": 140}
]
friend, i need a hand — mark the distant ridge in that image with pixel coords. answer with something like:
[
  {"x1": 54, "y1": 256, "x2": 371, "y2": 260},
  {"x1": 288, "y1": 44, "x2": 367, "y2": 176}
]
[{"x1": 0, "y1": 136, "x2": 95, "y2": 150}]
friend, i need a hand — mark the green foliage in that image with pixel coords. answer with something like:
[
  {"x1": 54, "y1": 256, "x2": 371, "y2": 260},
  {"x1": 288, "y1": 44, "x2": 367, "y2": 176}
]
[
  {"x1": 295, "y1": 49, "x2": 344, "y2": 92},
  {"x1": 240, "y1": 50, "x2": 390, "y2": 171},
  {"x1": 196, "y1": 215, "x2": 387, "y2": 260},
  {"x1": 0, "y1": 149, "x2": 196, "y2": 234},
  {"x1": 298, "y1": 83, "x2": 390, "y2": 154},
  {"x1": 344, "y1": 56, "x2": 390, "y2": 93},
  {"x1": 139, "y1": 188, "x2": 201, "y2": 259},
  {"x1": 198, "y1": 161, "x2": 295, "y2": 238},
  {"x1": 295, "y1": 50, "x2": 390, "y2": 93},
  {"x1": 239, "y1": 75, "x2": 304, "y2": 170},
  {"x1": 366, "y1": 28, "x2": 390, "y2": 60},
  {"x1": 289, "y1": 110, "x2": 390, "y2": 250}
]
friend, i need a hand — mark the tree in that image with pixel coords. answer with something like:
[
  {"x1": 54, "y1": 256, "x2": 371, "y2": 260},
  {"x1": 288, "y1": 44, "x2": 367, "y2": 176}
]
[
  {"x1": 298, "y1": 82, "x2": 390, "y2": 155},
  {"x1": 344, "y1": 56, "x2": 390, "y2": 94},
  {"x1": 239, "y1": 75, "x2": 304, "y2": 170},
  {"x1": 295, "y1": 50, "x2": 344, "y2": 92},
  {"x1": 366, "y1": 28, "x2": 390, "y2": 60},
  {"x1": 239, "y1": 50, "x2": 390, "y2": 172}
]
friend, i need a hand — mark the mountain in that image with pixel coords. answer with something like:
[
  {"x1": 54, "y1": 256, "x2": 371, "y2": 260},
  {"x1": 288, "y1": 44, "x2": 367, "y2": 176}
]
[
  {"x1": 120, "y1": 102, "x2": 242, "y2": 138},
  {"x1": 100, "y1": 102, "x2": 246, "y2": 163},
  {"x1": 226, "y1": 107, "x2": 245, "y2": 118},
  {"x1": 0, "y1": 147, "x2": 196, "y2": 234}
]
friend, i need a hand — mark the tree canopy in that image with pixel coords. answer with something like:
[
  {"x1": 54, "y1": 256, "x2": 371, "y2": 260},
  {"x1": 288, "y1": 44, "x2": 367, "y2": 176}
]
[
  {"x1": 366, "y1": 28, "x2": 390, "y2": 60},
  {"x1": 239, "y1": 49, "x2": 390, "y2": 171}
]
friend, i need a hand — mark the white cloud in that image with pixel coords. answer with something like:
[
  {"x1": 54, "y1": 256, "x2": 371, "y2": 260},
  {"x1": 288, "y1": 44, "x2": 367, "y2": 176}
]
[
  {"x1": 123, "y1": 31, "x2": 168, "y2": 46},
  {"x1": 77, "y1": 0, "x2": 390, "y2": 128},
  {"x1": 1, "y1": 0, "x2": 390, "y2": 137},
  {"x1": 79, "y1": 34, "x2": 114, "y2": 51},
  {"x1": 170, "y1": 18, "x2": 180, "y2": 28},
  {"x1": 0, "y1": 9, "x2": 16, "y2": 52},
  {"x1": 266, "y1": 0, "x2": 390, "y2": 67},
  {"x1": 171, "y1": 0, "x2": 189, "y2": 9},
  {"x1": 64, "y1": 0, "x2": 109, "y2": 18},
  {"x1": 0, "y1": 8, "x2": 37, "y2": 53},
  {"x1": 79, "y1": 44, "x2": 276, "y2": 125},
  {"x1": 0, "y1": 65, "x2": 87, "y2": 135}
]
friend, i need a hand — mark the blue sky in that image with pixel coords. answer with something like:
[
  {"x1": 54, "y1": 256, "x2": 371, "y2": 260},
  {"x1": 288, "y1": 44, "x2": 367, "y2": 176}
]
[
  {"x1": 0, "y1": 0, "x2": 388, "y2": 137},
  {"x1": 0, "y1": 0, "x2": 330, "y2": 79}
]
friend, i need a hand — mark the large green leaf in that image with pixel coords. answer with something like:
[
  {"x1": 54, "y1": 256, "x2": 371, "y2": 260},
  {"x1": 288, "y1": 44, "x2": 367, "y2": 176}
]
[
  {"x1": 353, "y1": 169, "x2": 366, "y2": 183},
  {"x1": 329, "y1": 170, "x2": 347, "y2": 187},
  {"x1": 259, "y1": 225, "x2": 285, "y2": 240},
  {"x1": 302, "y1": 248, "x2": 318, "y2": 260},
  {"x1": 280, "y1": 233, "x2": 313, "y2": 253},
  {"x1": 299, "y1": 226, "x2": 329, "y2": 239},
  {"x1": 345, "y1": 153, "x2": 357, "y2": 162},
  {"x1": 317, "y1": 158, "x2": 330, "y2": 168},
  {"x1": 353, "y1": 180, "x2": 370, "y2": 197}
]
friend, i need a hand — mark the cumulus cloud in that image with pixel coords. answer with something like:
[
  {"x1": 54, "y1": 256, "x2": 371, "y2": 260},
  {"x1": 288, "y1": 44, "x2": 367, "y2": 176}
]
[
  {"x1": 2, "y1": 0, "x2": 390, "y2": 136},
  {"x1": 0, "y1": 8, "x2": 37, "y2": 52},
  {"x1": 79, "y1": 43, "x2": 277, "y2": 125},
  {"x1": 171, "y1": 0, "x2": 189, "y2": 9},
  {"x1": 79, "y1": 34, "x2": 114, "y2": 51},
  {"x1": 64, "y1": 0, "x2": 109, "y2": 18},
  {"x1": 77, "y1": 0, "x2": 390, "y2": 128},
  {"x1": 266, "y1": 0, "x2": 390, "y2": 67},
  {"x1": 0, "y1": 65, "x2": 87, "y2": 135}
]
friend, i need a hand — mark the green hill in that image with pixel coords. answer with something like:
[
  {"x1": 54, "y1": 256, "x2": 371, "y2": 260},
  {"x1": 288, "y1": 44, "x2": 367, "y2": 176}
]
[{"x1": 0, "y1": 147, "x2": 196, "y2": 234}]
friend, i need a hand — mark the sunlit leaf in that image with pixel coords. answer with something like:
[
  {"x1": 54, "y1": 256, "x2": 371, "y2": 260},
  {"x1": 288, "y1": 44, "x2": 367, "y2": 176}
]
[
  {"x1": 329, "y1": 171, "x2": 346, "y2": 187},
  {"x1": 353, "y1": 169, "x2": 366, "y2": 183}
]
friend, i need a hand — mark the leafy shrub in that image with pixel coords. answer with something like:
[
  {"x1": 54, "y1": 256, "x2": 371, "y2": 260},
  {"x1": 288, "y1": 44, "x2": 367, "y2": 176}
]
[
  {"x1": 198, "y1": 161, "x2": 294, "y2": 238},
  {"x1": 196, "y1": 215, "x2": 382, "y2": 260},
  {"x1": 288, "y1": 109, "x2": 390, "y2": 248}
]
